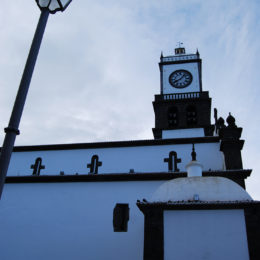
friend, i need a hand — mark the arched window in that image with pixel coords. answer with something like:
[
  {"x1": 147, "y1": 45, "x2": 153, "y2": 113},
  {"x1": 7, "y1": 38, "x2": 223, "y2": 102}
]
[
  {"x1": 168, "y1": 107, "x2": 178, "y2": 127},
  {"x1": 186, "y1": 105, "x2": 197, "y2": 126}
]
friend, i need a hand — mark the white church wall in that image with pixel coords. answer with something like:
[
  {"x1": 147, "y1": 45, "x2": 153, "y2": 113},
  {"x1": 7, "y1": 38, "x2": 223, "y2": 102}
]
[
  {"x1": 164, "y1": 209, "x2": 249, "y2": 260},
  {"x1": 162, "y1": 128, "x2": 205, "y2": 139},
  {"x1": 7, "y1": 142, "x2": 223, "y2": 176},
  {"x1": 162, "y1": 62, "x2": 200, "y2": 94},
  {"x1": 0, "y1": 181, "x2": 164, "y2": 260}
]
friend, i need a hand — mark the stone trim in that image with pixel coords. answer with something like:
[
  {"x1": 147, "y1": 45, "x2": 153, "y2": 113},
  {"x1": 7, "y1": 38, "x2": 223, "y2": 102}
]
[
  {"x1": 5, "y1": 170, "x2": 251, "y2": 187},
  {"x1": 137, "y1": 201, "x2": 260, "y2": 260}
]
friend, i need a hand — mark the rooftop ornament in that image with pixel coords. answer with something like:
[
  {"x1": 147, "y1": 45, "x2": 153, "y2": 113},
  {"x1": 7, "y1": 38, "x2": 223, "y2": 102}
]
[
  {"x1": 185, "y1": 144, "x2": 203, "y2": 177},
  {"x1": 226, "y1": 112, "x2": 237, "y2": 128}
]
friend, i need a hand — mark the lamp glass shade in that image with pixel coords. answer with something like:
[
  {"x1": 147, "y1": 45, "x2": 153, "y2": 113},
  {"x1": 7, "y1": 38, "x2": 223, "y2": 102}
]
[
  {"x1": 49, "y1": 0, "x2": 60, "y2": 12},
  {"x1": 37, "y1": 0, "x2": 51, "y2": 7},
  {"x1": 36, "y1": 0, "x2": 72, "y2": 13},
  {"x1": 59, "y1": 0, "x2": 72, "y2": 8}
]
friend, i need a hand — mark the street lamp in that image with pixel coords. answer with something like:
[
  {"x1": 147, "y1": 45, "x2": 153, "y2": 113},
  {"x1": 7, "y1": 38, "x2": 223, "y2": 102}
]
[
  {"x1": 0, "y1": 0, "x2": 73, "y2": 199},
  {"x1": 36, "y1": 0, "x2": 72, "y2": 13}
]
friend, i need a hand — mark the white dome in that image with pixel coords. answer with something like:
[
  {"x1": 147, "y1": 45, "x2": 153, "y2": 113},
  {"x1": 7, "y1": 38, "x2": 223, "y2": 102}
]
[{"x1": 151, "y1": 177, "x2": 252, "y2": 202}]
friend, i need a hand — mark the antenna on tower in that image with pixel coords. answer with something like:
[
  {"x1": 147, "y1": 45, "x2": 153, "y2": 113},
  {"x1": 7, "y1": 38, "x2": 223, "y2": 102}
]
[{"x1": 177, "y1": 42, "x2": 183, "y2": 48}]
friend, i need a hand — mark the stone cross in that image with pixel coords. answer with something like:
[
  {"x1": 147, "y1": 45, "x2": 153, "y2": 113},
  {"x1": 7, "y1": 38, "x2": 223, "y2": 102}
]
[
  {"x1": 164, "y1": 151, "x2": 181, "y2": 172},
  {"x1": 31, "y1": 157, "x2": 45, "y2": 176},
  {"x1": 87, "y1": 155, "x2": 102, "y2": 174}
]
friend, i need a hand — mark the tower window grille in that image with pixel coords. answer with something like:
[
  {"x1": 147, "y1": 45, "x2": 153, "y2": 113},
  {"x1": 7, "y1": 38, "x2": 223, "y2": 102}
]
[
  {"x1": 168, "y1": 107, "x2": 178, "y2": 127},
  {"x1": 186, "y1": 105, "x2": 197, "y2": 126}
]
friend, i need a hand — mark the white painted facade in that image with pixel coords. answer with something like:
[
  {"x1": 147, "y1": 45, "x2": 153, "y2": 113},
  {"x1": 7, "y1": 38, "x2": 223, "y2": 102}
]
[
  {"x1": 0, "y1": 181, "x2": 165, "y2": 260},
  {"x1": 162, "y1": 61, "x2": 200, "y2": 94},
  {"x1": 164, "y1": 210, "x2": 249, "y2": 260},
  {"x1": 162, "y1": 128, "x2": 205, "y2": 139},
  {"x1": 7, "y1": 142, "x2": 224, "y2": 176}
]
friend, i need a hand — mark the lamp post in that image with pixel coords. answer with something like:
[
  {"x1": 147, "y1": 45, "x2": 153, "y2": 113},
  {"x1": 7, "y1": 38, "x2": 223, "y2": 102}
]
[{"x1": 0, "y1": 0, "x2": 73, "y2": 199}]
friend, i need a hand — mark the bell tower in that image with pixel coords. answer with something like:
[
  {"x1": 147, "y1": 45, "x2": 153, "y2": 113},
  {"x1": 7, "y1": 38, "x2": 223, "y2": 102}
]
[{"x1": 153, "y1": 46, "x2": 213, "y2": 139}]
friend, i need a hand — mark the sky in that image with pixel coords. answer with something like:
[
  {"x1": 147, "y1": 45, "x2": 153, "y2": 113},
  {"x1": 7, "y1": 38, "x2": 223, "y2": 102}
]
[{"x1": 0, "y1": 0, "x2": 260, "y2": 198}]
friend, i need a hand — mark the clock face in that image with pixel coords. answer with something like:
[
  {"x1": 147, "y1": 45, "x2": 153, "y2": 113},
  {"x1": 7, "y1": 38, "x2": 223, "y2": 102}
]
[{"x1": 169, "y1": 70, "x2": 193, "y2": 88}]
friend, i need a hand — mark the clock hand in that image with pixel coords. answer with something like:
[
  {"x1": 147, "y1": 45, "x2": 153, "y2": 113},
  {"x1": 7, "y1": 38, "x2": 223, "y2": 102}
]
[{"x1": 173, "y1": 73, "x2": 185, "y2": 84}]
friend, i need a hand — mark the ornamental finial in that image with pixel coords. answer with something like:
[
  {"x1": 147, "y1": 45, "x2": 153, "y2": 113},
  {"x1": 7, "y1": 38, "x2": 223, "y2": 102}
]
[
  {"x1": 160, "y1": 51, "x2": 163, "y2": 59},
  {"x1": 226, "y1": 112, "x2": 237, "y2": 128},
  {"x1": 191, "y1": 144, "x2": 196, "y2": 161}
]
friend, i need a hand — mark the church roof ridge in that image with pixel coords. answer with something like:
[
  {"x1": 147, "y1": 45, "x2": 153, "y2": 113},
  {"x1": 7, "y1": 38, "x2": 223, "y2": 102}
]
[{"x1": 9, "y1": 136, "x2": 220, "y2": 152}]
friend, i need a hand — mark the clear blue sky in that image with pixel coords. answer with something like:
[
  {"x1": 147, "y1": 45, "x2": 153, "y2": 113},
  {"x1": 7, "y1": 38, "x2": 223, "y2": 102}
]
[{"x1": 0, "y1": 0, "x2": 260, "y2": 198}]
